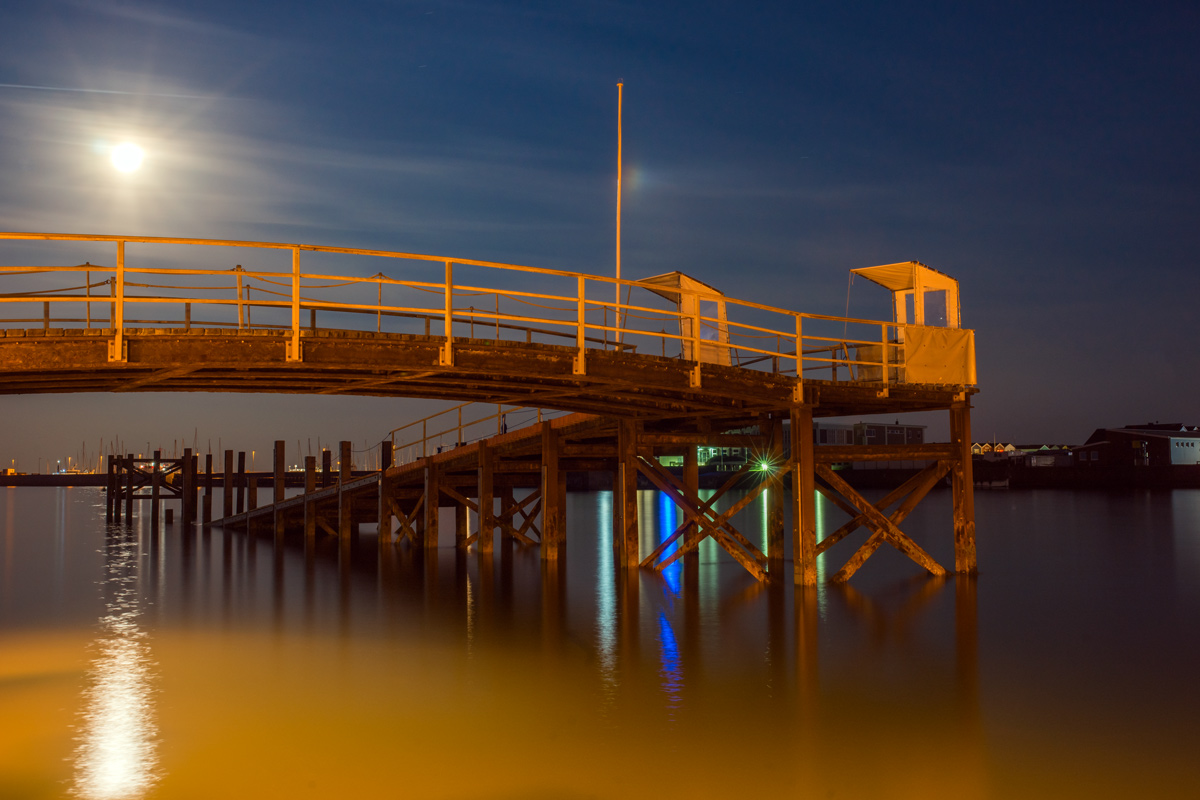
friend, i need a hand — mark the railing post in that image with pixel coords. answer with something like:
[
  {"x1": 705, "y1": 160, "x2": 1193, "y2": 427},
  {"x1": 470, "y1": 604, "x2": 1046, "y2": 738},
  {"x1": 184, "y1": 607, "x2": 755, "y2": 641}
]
[
  {"x1": 440, "y1": 260, "x2": 454, "y2": 366},
  {"x1": 235, "y1": 266, "x2": 244, "y2": 330},
  {"x1": 85, "y1": 268, "x2": 91, "y2": 329},
  {"x1": 574, "y1": 276, "x2": 586, "y2": 375},
  {"x1": 794, "y1": 314, "x2": 804, "y2": 402},
  {"x1": 109, "y1": 241, "x2": 126, "y2": 362},
  {"x1": 288, "y1": 247, "x2": 302, "y2": 361},
  {"x1": 881, "y1": 323, "x2": 890, "y2": 391},
  {"x1": 689, "y1": 290, "x2": 702, "y2": 388}
]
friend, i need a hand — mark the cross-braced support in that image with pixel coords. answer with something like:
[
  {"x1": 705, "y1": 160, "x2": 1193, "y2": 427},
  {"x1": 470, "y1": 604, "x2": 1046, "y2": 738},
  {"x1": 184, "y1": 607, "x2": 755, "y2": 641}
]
[{"x1": 791, "y1": 400, "x2": 979, "y2": 585}]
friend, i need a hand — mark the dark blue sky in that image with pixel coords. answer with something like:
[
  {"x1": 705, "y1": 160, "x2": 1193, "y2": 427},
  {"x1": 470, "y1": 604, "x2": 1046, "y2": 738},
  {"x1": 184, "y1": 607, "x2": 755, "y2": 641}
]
[{"x1": 1, "y1": 1, "x2": 1198, "y2": 466}]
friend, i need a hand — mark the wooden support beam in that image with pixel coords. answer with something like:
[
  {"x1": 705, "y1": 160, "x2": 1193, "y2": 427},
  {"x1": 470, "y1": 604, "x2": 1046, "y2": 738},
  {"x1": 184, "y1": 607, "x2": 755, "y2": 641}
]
[
  {"x1": 637, "y1": 461, "x2": 753, "y2": 568},
  {"x1": 321, "y1": 449, "x2": 332, "y2": 488},
  {"x1": 377, "y1": 473, "x2": 393, "y2": 547},
  {"x1": 236, "y1": 451, "x2": 246, "y2": 514},
  {"x1": 125, "y1": 453, "x2": 135, "y2": 521},
  {"x1": 339, "y1": 441, "x2": 351, "y2": 484},
  {"x1": 636, "y1": 457, "x2": 769, "y2": 580},
  {"x1": 105, "y1": 455, "x2": 115, "y2": 523},
  {"x1": 638, "y1": 433, "x2": 769, "y2": 447},
  {"x1": 499, "y1": 485, "x2": 514, "y2": 542},
  {"x1": 951, "y1": 403, "x2": 978, "y2": 574},
  {"x1": 338, "y1": 482, "x2": 353, "y2": 540},
  {"x1": 424, "y1": 457, "x2": 440, "y2": 549},
  {"x1": 150, "y1": 452, "x2": 161, "y2": 528},
  {"x1": 816, "y1": 460, "x2": 948, "y2": 556},
  {"x1": 455, "y1": 497, "x2": 468, "y2": 549},
  {"x1": 814, "y1": 443, "x2": 959, "y2": 463},
  {"x1": 181, "y1": 448, "x2": 193, "y2": 524},
  {"x1": 683, "y1": 443, "x2": 699, "y2": 563},
  {"x1": 767, "y1": 416, "x2": 785, "y2": 569},
  {"x1": 791, "y1": 406, "x2": 817, "y2": 586},
  {"x1": 540, "y1": 421, "x2": 562, "y2": 559},
  {"x1": 203, "y1": 452, "x2": 213, "y2": 527},
  {"x1": 477, "y1": 439, "x2": 494, "y2": 552},
  {"x1": 640, "y1": 455, "x2": 769, "y2": 566},
  {"x1": 827, "y1": 461, "x2": 951, "y2": 582},
  {"x1": 816, "y1": 464, "x2": 946, "y2": 578},
  {"x1": 616, "y1": 418, "x2": 639, "y2": 567}
]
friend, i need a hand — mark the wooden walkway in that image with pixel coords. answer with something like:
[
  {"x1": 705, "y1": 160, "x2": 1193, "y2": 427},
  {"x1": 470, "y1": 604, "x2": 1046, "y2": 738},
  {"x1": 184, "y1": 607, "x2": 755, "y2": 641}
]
[{"x1": 201, "y1": 403, "x2": 977, "y2": 586}]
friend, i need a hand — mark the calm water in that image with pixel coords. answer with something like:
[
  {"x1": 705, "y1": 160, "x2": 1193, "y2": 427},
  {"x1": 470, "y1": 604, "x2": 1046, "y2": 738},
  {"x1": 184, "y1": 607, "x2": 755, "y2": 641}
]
[{"x1": 2, "y1": 485, "x2": 1199, "y2": 799}]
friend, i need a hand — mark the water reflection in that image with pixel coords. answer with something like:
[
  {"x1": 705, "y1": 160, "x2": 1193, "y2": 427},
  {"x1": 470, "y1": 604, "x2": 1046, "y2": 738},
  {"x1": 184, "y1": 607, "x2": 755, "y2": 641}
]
[{"x1": 72, "y1": 524, "x2": 159, "y2": 800}]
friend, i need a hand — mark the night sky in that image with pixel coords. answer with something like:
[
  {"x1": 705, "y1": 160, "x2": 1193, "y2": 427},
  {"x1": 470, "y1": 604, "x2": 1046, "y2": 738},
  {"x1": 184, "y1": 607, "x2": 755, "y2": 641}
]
[{"x1": 2, "y1": 1, "x2": 1198, "y2": 469}]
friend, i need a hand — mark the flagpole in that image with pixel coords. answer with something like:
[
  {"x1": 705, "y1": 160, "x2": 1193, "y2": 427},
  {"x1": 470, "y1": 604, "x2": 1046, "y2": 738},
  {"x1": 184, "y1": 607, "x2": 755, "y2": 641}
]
[{"x1": 615, "y1": 82, "x2": 623, "y2": 347}]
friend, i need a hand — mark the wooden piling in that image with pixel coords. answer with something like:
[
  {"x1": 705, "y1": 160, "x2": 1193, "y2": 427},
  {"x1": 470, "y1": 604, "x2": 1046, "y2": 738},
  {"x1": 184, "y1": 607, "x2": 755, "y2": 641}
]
[
  {"x1": 790, "y1": 406, "x2": 817, "y2": 586},
  {"x1": 682, "y1": 442, "x2": 699, "y2": 562},
  {"x1": 321, "y1": 449, "x2": 332, "y2": 488},
  {"x1": 540, "y1": 421, "x2": 562, "y2": 559},
  {"x1": 124, "y1": 453, "x2": 135, "y2": 521},
  {"x1": 455, "y1": 499, "x2": 468, "y2": 549},
  {"x1": 337, "y1": 442, "x2": 352, "y2": 540},
  {"x1": 477, "y1": 439, "x2": 494, "y2": 552},
  {"x1": 304, "y1": 455, "x2": 317, "y2": 545},
  {"x1": 616, "y1": 418, "x2": 639, "y2": 567},
  {"x1": 105, "y1": 454, "x2": 115, "y2": 523},
  {"x1": 951, "y1": 403, "x2": 978, "y2": 574},
  {"x1": 424, "y1": 458, "x2": 440, "y2": 549},
  {"x1": 151, "y1": 451, "x2": 161, "y2": 528},
  {"x1": 768, "y1": 416, "x2": 785, "y2": 569},
  {"x1": 182, "y1": 448, "x2": 194, "y2": 524},
  {"x1": 203, "y1": 452, "x2": 213, "y2": 526},
  {"x1": 273, "y1": 441, "x2": 285, "y2": 503},
  {"x1": 248, "y1": 478, "x2": 258, "y2": 510},
  {"x1": 223, "y1": 450, "x2": 233, "y2": 519},
  {"x1": 236, "y1": 451, "x2": 246, "y2": 514},
  {"x1": 339, "y1": 441, "x2": 351, "y2": 483}
]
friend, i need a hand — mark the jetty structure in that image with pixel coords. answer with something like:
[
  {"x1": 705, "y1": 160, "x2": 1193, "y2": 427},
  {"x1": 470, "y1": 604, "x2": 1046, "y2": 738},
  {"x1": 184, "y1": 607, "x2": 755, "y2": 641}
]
[{"x1": 0, "y1": 232, "x2": 978, "y2": 584}]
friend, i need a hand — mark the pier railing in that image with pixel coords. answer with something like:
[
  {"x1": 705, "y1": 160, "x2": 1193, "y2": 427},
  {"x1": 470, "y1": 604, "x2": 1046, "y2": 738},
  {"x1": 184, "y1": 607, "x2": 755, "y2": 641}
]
[
  {"x1": 386, "y1": 402, "x2": 570, "y2": 465},
  {"x1": 0, "y1": 232, "x2": 976, "y2": 387}
]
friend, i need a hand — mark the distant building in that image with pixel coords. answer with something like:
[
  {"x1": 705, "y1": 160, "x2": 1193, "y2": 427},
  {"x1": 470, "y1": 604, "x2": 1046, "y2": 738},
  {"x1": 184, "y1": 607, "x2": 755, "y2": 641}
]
[{"x1": 1077, "y1": 423, "x2": 1200, "y2": 467}]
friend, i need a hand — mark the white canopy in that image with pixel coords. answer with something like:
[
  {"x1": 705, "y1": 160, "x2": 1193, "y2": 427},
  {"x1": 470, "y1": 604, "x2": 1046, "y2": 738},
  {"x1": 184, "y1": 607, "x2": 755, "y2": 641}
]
[{"x1": 851, "y1": 261, "x2": 961, "y2": 328}]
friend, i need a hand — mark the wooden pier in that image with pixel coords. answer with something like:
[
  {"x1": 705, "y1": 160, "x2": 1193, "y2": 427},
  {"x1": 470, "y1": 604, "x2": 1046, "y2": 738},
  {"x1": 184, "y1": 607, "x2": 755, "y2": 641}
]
[
  {"x1": 4, "y1": 233, "x2": 979, "y2": 584},
  {"x1": 208, "y1": 394, "x2": 977, "y2": 585}
]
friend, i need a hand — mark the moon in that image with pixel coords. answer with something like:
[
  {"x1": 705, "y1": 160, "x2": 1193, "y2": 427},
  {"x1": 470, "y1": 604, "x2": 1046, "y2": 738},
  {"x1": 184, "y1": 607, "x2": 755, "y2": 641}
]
[{"x1": 110, "y1": 142, "x2": 144, "y2": 173}]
